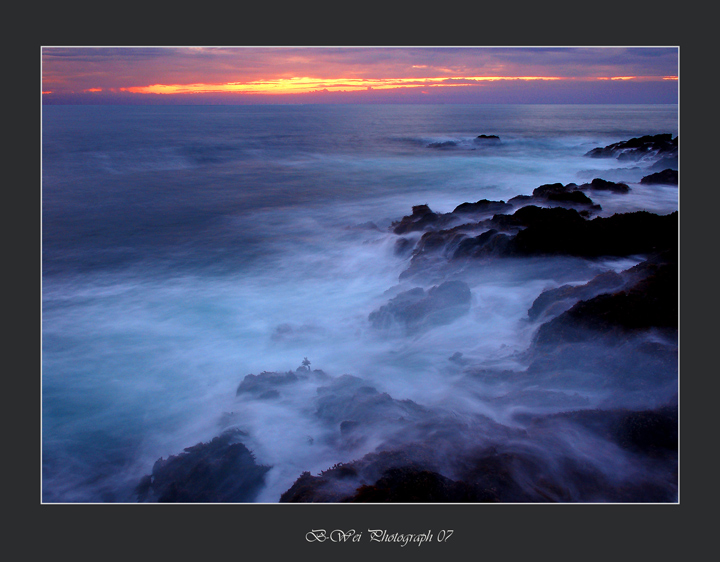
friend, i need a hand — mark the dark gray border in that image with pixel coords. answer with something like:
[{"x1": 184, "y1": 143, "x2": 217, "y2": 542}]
[{"x1": 23, "y1": 5, "x2": 704, "y2": 559}]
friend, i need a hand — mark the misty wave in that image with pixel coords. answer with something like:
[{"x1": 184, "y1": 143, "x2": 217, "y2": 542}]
[{"x1": 42, "y1": 104, "x2": 678, "y2": 503}]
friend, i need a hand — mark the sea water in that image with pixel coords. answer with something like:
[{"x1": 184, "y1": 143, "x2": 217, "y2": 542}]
[{"x1": 42, "y1": 104, "x2": 678, "y2": 502}]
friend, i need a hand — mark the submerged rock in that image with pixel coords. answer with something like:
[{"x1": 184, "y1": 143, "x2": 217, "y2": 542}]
[
  {"x1": 427, "y1": 140, "x2": 458, "y2": 149},
  {"x1": 533, "y1": 251, "x2": 677, "y2": 345},
  {"x1": 280, "y1": 404, "x2": 677, "y2": 503},
  {"x1": 528, "y1": 271, "x2": 626, "y2": 321},
  {"x1": 369, "y1": 280, "x2": 472, "y2": 333},
  {"x1": 640, "y1": 169, "x2": 678, "y2": 185},
  {"x1": 507, "y1": 208, "x2": 677, "y2": 258},
  {"x1": 392, "y1": 205, "x2": 440, "y2": 235},
  {"x1": 452, "y1": 199, "x2": 512, "y2": 215},
  {"x1": 578, "y1": 178, "x2": 631, "y2": 194},
  {"x1": 136, "y1": 430, "x2": 270, "y2": 503},
  {"x1": 585, "y1": 134, "x2": 678, "y2": 163},
  {"x1": 236, "y1": 370, "x2": 300, "y2": 396}
]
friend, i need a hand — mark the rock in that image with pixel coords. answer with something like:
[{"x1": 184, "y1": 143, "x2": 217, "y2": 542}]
[
  {"x1": 507, "y1": 209, "x2": 677, "y2": 258},
  {"x1": 531, "y1": 182, "x2": 600, "y2": 207},
  {"x1": 524, "y1": 404, "x2": 678, "y2": 460},
  {"x1": 585, "y1": 134, "x2": 678, "y2": 163},
  {"x1": 476, "y1": 134, "x2": 500, "y2": 140},
  {"x1": 640, "y1": 169, "x2": 678, "y2": 185},
  {"x1": 533, "y1": 252, "x2": 677, "y2": 345},
  {"x1": 392, "y1": 205, "x2": 440, "y2": 235},
  {"x1": 314, "y1": 375, "x2": 428, "y2": 430},
  {"x1": 615, "y1": 406, "x2": 678, "y2": 457},
  {"x1": 427, "y1": 140, "x2": 457, "y2": 149},
  {"x1": 452, "y1": 199, "x2": 512, "y2": 215},
  {"x1": 452, "y1": 229, "x2": 512, "y2": 259},
  {"x1": 236, "y1": 371, "x2": 299, "y2": 396},
  {"x1": 528, "y1": 270, "x2": 626, "y2": 321},
  {"x1": 348, "y1": 467, "x2": 477, "y2": 502},
  {"x1": 315, "y1": 375, "x2": 427, "y2": 436},
  {"x1": 393, "y1": 237, "x2": 415, "y2": 256},
  {"x1": 650, "y1": 156, "x2": 678, "y2": 171},
  {"x1": 368, "y1": 280, "x2": 472, "y2": 333},
  {"x1": 579, "y1": 178, "x2": 630, "y2": 194},
  {"x1": 136, "y1": 430, "x2": 270, "y2": 502},
  {"x1": 271, "y1": 323, "x2": 325, "y2": 342}
]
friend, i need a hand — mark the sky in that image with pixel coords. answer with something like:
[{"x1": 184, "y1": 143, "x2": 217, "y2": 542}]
[{"x1": 41, "y1": 47, "x2": 679, "y2": 104}]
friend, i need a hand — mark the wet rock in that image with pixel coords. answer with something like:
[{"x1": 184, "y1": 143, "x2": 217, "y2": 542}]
[
  {"x1": 496, "y1": 183, "x2": 600, "y2": 212},
  {"x1": 427, "y1": 140, "x2": 457, "y2": 149},
  {"x1": 368, "y1": 280, "x2": 472, "y2": 333},
  {"x1": 640, "y1": 169, "x2": 678, "y2": 185},
  {"x1": 452, "y1": 229, "x2": 512, "y2": 259},
  {"x1": 348, "y1": 467, "x2": 478, "y2": 502},
  {"x1": 236, "y1": 371, "x2": 300, "y2": 396},
  {"x1": 615, "y1": 406, "x2": 678, "y2": 457},
  {"x1": 533, "y1": 253, "x2": 677, "y2": 345},
  {"x1": 271, "y1": 323, "x2": 325, "y2": 342},
  {"x1": 314, "y1": 375, "x2": 428, "y2": 430},
  {"x1": 392, "y1": 205, "x2": 440, "y2": 235},
  {"x1": 585, "y1": 134, "x2": 677, "y2": 162},
  {"x1": 452, "y1": 199, "x2": 512, "y2": 215},
  {"x1": 507, "y1": 209, "x2": 677, "y2": 258},
  {"x1": 393, "y1": 236, "x2": 415, "y2": 256},
  {"x1": 136, "y1": 430, "x2": 270, "y2": 502},
  {"x1": 476, "y1": 134, "x2": 500, "y2": 141},
  {"x1": 579, "y1": 178, "x2": 630, "y2": 194},
  {"x1": 528, "y1": 270, "x2": 626, "y2": 321},
  {"x1": 650, "y1": 156, "x2": 678, "y2": 171}
]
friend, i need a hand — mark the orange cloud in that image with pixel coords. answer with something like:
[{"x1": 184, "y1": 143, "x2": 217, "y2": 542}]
[
  {"x1": 119, "y1": 75, "x2": 572, "y2": 96},
  {"x1": 115, "y1": 74, "x2": 678, "y2": 96}
]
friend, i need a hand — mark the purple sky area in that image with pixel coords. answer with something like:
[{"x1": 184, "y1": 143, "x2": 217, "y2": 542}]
[{"x1": 42, "y1": 47, "x2": 679, "y2": 104}]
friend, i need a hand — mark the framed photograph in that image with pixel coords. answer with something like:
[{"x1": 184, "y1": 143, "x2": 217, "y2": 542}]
[{"x1": 39, "y1": 42, "x2": 681, "y2": 552}]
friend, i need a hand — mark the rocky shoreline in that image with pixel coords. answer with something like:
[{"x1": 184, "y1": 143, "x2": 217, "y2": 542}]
[{"x1": 136, "y1": 133, "x2": 678, "y2": 503}]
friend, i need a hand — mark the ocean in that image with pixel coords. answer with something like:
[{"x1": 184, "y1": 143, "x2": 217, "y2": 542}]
[{"x1": 42, "y1": 104, "x2": 679, "y2": 502}]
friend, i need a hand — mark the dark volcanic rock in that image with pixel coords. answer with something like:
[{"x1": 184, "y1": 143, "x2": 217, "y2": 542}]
[
  {"x1": 528, "y1": 271, "x2": 626, "y2": 321},
  {"x1": 651, "y1": 156, "x2": 678, "y2": 171},
  {"x1": 507, "y1": 208, "x2": 677, "y2": 258},
  {"x1": 452, "y1": 199, "x2": 512, "y2": 215},
  {"x1": 579, "y1": 178, "x2": 630, "y2": 194},
  {"x1": 236, "y1": 371, "x2": 300, "y2": 396},
  {"x1": 452, "y1": 229, "x2": 511, "y2": 259},
  {"x1": 314, "y1": 375, "x2": 427, "y2": 427},
  {"x1": 640, "y1": 169, "x2": 678, "y2": 185},
  {"x1": 534, "y1": 252, "x2": 677, "y2": 345},
  {"x1": 615, "y1": 406, "x2": 678, "y2": 457},
  {"x1": 531, "y1": 182, "x2": 600, "y2": 207},
  {"x1": 348, "y1": 467, "x2": 477, "y2": 502},
  {"x1": 525, "y1": 404, "x2": 678, "y2": 460},
  {"x1": 392, "y1": 205, "x2": 440, "y2": 235},
  {"x1": 585, "y1": 134, "x2": 678, "y2": 163},
  {"x1": 369, "y1": 280, "x2": 471, "y2": 333},
  {"x1": 280, "y1": 419, "x2": 677, "y2": 503},
  {"x1": 136, "y1": 430, "x2": 270, "y2": 502},
  {"x1": 394, "y1": 237, "x2": 415, "y2": 256},
  {"x1": 427, "y1": 140, "x2": 457, "y2": 149}
]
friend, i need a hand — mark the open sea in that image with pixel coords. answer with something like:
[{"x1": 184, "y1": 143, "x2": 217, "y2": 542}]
[{"x1": 42, "y1": 104, "x2": 678, "y2": 502}]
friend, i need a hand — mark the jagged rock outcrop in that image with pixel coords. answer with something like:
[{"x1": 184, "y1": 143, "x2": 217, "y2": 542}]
[
  {"x1": 136, "y1": 430, "x2": 271, "y2": 502},
  {"x1": 640, "y1": 169, "x2": 678, "y2": 185},
  {"x1": 369, "y1": 280, "x2": 472, "y2": 333}
]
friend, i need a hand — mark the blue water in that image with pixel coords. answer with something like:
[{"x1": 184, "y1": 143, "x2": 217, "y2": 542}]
[{"x1": 42, "y1": 104, "x2": 678, "y2": 502}]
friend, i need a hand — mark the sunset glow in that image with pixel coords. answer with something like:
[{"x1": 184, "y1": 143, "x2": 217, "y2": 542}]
[
  {"x1": 41, "y1": 47, "x2": 679, "y2": 104},
  {"x1": 119, "y1": 76, "x2": 572, "y2": 96}
]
